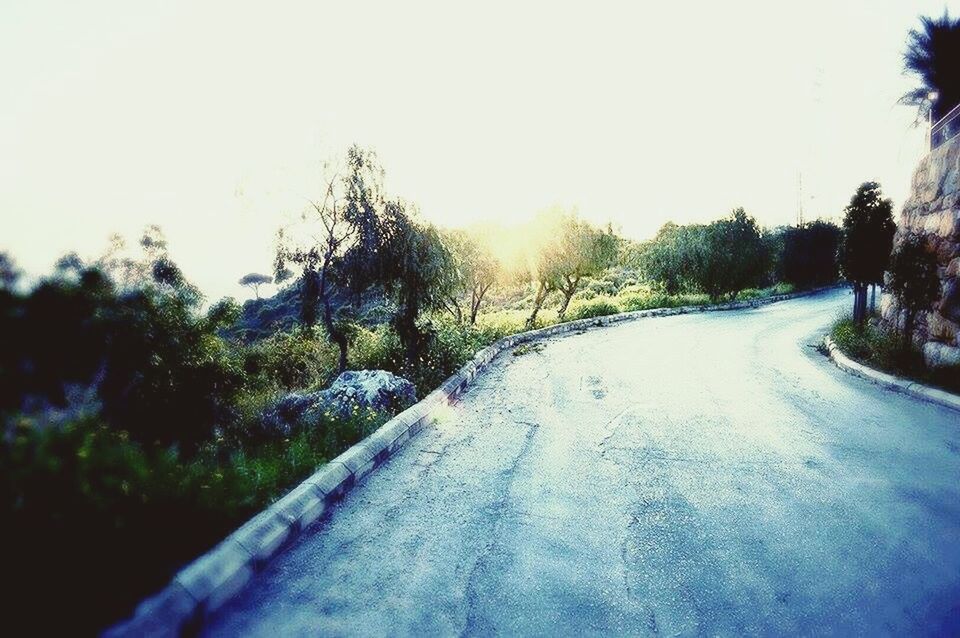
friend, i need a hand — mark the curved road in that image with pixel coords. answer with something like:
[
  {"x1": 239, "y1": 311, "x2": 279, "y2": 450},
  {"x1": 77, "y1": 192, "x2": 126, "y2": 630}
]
[{"x1": 205, "y1": 289, "x2": 960, "y2": 636}]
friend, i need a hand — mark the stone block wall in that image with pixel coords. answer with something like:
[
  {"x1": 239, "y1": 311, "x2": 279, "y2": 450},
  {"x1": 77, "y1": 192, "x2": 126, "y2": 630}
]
[{"x1": 879, "y1": 135, "x2": 960, "y2": 368}]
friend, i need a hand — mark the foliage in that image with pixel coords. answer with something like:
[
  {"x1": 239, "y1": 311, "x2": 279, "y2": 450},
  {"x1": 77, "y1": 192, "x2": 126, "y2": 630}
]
[
  {"x1": 523, "y1": 209, "x2": 618, "y2": 325},
  {"x1": 887, "y1": 233, "x2": 942, "y2": 340},
  {"x1": 688, "y1": 208, "x2": 771, "y2": 301},
  {"x1": 839, "y1": 182, "x2": 896, "y2": 323},
  {"x1": 243, "y1": 327, "x2": 340, "y2": 393},
  {"x1": 0, "y1": 265, "x2": 244, "y2": 452},
  {"x1": 831, "y1": 316, "x2": 960, "y2": 394},
  {"x1": 0, "y1": 251, "x2": 20, "y2": 289},
  {"x1": 901, "y1": 11, "x2": 960, "y2": 121},
  {"x1": 277, "y1": 145, "x2": 459, "y2": 369},
  {"x1": 567, "y1": 298, "x2": 620, "y2": 320},
  {"x1": 637, "y1": 222, "x2": 700, "y2": 295},
  {"x1": 778, "y1": 221, "x2": 842, "y2": 288},
  {"x1": 377, "y1": 204, "x2": 460, "y2": 363},
  {"x1": 2, "y1": 407, "x2": 385, "y2": 634},
  {"x1": 440, "y1": 228, "x2": 501, "y2": 323}
]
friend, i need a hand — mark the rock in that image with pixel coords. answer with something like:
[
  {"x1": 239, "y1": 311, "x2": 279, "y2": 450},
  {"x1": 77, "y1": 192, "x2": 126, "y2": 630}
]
[
  {"x1": 313, "y1": 370, "x2": 417, "y2": 418},
  {"x1": 923, "y1": 342, "x2": 960, "y2": 369},
  {"x1": 260, "y1": 370, "x2": 417, "y2": 438},
  {"x1": 927, "y1": 311, "x2": 959, "y2": 343}
]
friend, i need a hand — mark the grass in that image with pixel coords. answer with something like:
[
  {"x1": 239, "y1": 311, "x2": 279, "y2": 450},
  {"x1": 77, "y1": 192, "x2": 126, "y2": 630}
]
[{"x1": 830, "y1": 315, "x2": 960, "y2": 394}]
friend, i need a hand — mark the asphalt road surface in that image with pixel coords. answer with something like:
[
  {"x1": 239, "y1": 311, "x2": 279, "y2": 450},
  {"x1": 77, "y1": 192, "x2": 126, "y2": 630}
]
[{"x1": 204, "y1": 288, "x2": 960, "y2": 636}]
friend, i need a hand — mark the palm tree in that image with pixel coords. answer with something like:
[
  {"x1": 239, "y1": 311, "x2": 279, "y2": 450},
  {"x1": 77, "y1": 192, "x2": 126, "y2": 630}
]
[{"x1": 901, "y1": 11, "x2": 960, "y2": 121}]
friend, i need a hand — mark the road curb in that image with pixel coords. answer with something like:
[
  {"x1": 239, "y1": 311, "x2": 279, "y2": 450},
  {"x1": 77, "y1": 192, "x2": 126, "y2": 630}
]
[
  {"x1": 105, "y1": 285, "x2": 839, "y2": 636},
  {"x1": 822, "y1": 336, "x2": 960, "y2": 413}
]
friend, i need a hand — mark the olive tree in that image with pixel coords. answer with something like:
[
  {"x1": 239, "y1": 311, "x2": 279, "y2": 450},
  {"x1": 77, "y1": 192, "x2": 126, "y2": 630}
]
[
  {"x1": 377, "y1": 202, "x2": 459, "y2": 361},
  {"x1": 689, "y1": 208, "x2": 770, "y2": 301},
  {"x1": 639, "y1": 222, "x2": 701, "y2": 295},
  {"x1": 524, "y1": 211, "x2": 618, "y2": 327},
  {"x1": 440, "y1": 228, "x2": 501, "y2": 324},
  {"x1": 839, "y1": 182, "x2": 896, "y2": 324}
]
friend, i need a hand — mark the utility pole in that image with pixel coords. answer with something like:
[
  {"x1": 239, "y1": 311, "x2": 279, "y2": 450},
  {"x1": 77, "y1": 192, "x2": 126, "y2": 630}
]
[{"x1": 797, "y1": 172, "x2": 804, "y2": 227}]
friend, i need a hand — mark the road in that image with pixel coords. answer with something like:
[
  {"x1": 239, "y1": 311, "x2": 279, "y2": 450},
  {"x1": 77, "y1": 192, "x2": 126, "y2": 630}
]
[{"x1": 204, "y1": 288, "x2": 960, "y2": 636}]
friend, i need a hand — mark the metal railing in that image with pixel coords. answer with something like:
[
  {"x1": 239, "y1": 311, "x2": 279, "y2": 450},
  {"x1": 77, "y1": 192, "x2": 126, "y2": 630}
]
[{"x1": 931, "y1": 102, "x2": 960, "y2": 150}]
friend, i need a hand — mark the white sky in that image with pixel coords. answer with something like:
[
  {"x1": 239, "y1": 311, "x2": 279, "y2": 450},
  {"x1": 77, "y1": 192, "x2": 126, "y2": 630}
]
[{"x1": 2, "y1": 0, "x2": 956, "y2": 301}]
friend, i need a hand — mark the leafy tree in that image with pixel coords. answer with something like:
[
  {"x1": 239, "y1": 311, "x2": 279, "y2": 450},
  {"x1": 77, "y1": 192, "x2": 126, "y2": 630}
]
[
  {"x1": 277, "y1": 145, "x2": 459, "y2": 368},
  {"x1": 0, "y1": 252, "x2": 21, "y2": 289},
  {"x1": 887, "y1": 233, "x2": 941, "y2": 346},
  {"x1": 440, "y1": 229, "x2": 501, "y2": 324},
  {"x1": 238, "y1": 272, "x2": 273, "y2": 299},
  {"x1": 275, "y1": 145, "x2": 382, "y2": 373},
  {"x1": 779, "y1": 221, "x2": 842, "y2": 288},
  {"x1": 0, "y1": 255, "x2": 243, "y2": 452},
  {"x1": 901, "y1": 11, "x2": 960, "y2": 121},
  {"x1": 378, "y1": 203, "x2": 459, "y2": 362},
  {"x1": 552, "y1": 218, "x2": 619, "y2": 319},
  {"x1": 839, "y1": 182, "x2": 896, "y2": 324},
  {"x1": 689, "y1": 208, "x2": 770, "y2": 301},
  {"x1": 639, "y1": 222, "x2": 701, "y2": 295},
  {"x1": 522, "y1": 211, "x2": 618, "y2": 327}
]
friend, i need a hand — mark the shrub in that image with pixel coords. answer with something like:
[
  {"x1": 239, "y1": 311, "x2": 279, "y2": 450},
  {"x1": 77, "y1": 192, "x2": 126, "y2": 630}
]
[
  {"x1": 243, "y1": 327, "x2": 339, "y2": 392},
  {"x1": 567, "y1": 298, "x2": 620, "y2": 320},
  {"x1": 0, "y1": 269, "x2": 246, "y2": 452}
]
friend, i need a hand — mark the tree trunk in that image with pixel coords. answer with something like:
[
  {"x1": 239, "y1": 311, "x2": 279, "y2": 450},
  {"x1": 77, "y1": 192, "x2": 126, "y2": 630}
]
[
  {"x1": 870, "y1": 284, "x2": 876, "y2": 314},
  {"x1": 469, "y1": 283, "x2": 489, "y2": 325},
  {"x1": 852, "y1": 283, "x2": 868, "y2": 325},
  {"x1": 525, "y1": 281, "x2": 549, "y2": 328},
  {"x1": 322, "y1": 295, "x2": 348, "y2": 373},
  {"x1": 557, "y1": 276, "x2": 579, "y2": 320},
  {"x1": 557, "y1": 290, "x2": 574, "y2": 319}
]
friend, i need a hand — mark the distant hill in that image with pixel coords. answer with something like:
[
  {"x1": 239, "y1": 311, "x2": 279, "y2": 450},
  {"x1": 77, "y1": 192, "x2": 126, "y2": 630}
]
[{"x1": 227, "y1": 279, "x2": 395, "y2": 342}]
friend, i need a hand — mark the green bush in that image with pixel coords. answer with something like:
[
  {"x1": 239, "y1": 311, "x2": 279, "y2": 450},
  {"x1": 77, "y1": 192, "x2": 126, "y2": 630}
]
[
  {"x1": 243, "y1": 327, "x2": 339, "y2": 393},
  {"x1": 828, "y1": 316, "x2": 960, "y2": 394},
  {"x1": 567, "y1": 298, "x2": 620, "y2": 320},
  {"x1": 2, "y1": 406, "x2": 386, "y2": 634}
]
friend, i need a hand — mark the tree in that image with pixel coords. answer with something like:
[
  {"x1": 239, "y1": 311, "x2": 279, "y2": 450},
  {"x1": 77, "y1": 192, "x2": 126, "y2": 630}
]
[
  {"x1": 522, "y1": 210, "x2": 618, "y2": 327},
  {"x1": 378, "y1": 203, "x2": 459, "y2": 362},
  {"x1": 689, "y1": 208, "x2": 770, "y2": 301},
  {"x1": 0, "y1": 252, "x2": 20, "y2": 290},
  {"x1": 901, "y1": 11, "x2": 960, "y2": 122},
  {"x1": 779, "y1": 221, "x2": 842, "y2": 288},
  {"x1": 275, "y1": 146, "x2": 379, "y2": 373},
  {"x1": 639, "y1": 222, "x2": 698, "y2": 295},
  {"x1": 552, "y1": 218, "x2": 619, "y2": 319},
  {"x1": 238, "y1": 272, "x2": 273, "y2": 299},
  {"x1": 839, "y1": 182, "x2": 896, "y2": 324},
  {"x1": 887, "y1": 234, "x2": 941, "y2": 347},
  {"x1": 440, "y1": 229, "x2": 501, "y2": 324}
]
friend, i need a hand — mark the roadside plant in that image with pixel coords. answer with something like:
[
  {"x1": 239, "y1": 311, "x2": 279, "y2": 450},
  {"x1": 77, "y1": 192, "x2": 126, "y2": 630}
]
[
  {"x1": 839, "y1": 182, "x2": 896, "y2": 324},
  {"x1": 887, "y1": 233, "x2": 941, "y2": 347}
]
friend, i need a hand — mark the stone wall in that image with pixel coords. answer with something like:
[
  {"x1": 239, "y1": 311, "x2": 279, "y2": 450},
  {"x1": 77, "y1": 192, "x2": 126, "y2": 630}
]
[{"x1": 879, "y1": 135, "x2": 960, "y2": 368}]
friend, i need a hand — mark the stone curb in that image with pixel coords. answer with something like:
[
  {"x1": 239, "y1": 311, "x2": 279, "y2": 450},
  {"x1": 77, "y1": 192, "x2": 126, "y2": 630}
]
[
  {"x1": 822, "y1": 336, "x2": 960, "y2": 414},
  {"x1": 105, "y1": 284, "x2": 838, "y2": 637}
]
